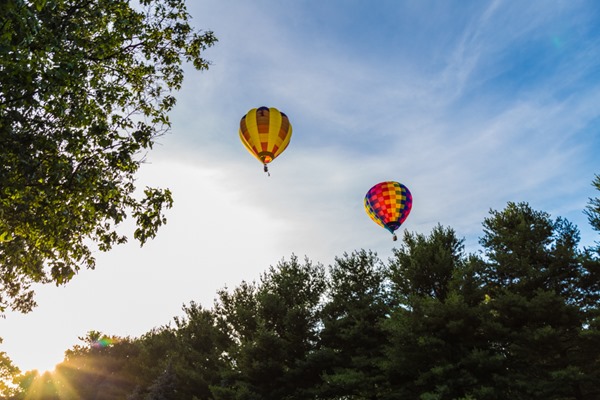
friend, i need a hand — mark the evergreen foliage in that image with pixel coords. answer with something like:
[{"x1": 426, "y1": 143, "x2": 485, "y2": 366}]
[{"x1": 3, "y1": 181, "x2": 600, "y2": 399}]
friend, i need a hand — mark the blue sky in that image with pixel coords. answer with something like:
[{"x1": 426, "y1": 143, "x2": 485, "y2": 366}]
[{"x1": 1, "y1": 0, "x2": 600, "y2": 373}]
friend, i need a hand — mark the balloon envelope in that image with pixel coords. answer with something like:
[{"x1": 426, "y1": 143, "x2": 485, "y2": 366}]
[
  {"x1": 239, "y1": 107, "x2": 292, "y2": 172},
  {"x1": 364, "y1": 181, "x2": 412, "y2": 239}
]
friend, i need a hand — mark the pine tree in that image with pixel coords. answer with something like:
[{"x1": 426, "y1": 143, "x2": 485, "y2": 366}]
[
  {"x1": 384, "y1": 226, "x2": 496, "y2": 399},
  {"x1": 211, "y1": 255, "x2": 326, "y2": 400},
  {"x1": 477, "y1": 202, "x2": 597, "y2": 399},
  {"x1": 318, "y1": 250, "x2": 390, "y2": 400}
]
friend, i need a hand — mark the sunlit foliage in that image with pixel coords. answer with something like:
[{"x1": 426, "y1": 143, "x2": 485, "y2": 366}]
[
  {"x1": 0, "y1": 345, "x2": 20, "y2": 398},
  {"x1": 0, "y1": 0, "x2": 217, "y2": 314}
]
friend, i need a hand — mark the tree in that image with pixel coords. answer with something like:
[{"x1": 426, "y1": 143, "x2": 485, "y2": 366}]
[
  {"x1": 212, "y1": 255, "x2": 326, "y2": 400},
  {"x1": 383, "y1": 204, "x2": 600, "y2": 400},
  {"x1": 144, "y1": 362, "x2": 177, "y2": 400},
  {"x1": 121, "y1": 326, "x2": 181, "y2": 397},
  {"x1": 318, "y1": 250, "x2": 390, "y2": 400},
  {"x1": 45, "y1": 331, "x2": 144, "y2": 399},
  {"x1": 52, "y1": 328, "x2": 183, "y2": 399},
  {"x1": 210, "y1": 279, "x2": 260, "y2": 400},
  {"x1": 253, "y1": 255, "x2": 326, "y2": 399},
  {"x1": 389, "y1": 225, "x2": 465, "y2": 303},
  {"x1": 12, "y1": 370, "x2": 60, "y2": 400},
  {"x1": 169, "y1": 302, "x2": 229, "y2": 399},
  {"x1": 384, "y1": 226, "x2": 497, "y2": 400},
  {"x1": 477, "y1": 202, "x2": 599, "y2": 399},
  {"x1": 0, "y1": 0, "x2": 217, "y2": 313},
  {"x1": 0, "y1": 344, "x2": 20, "y2": 398},
  {"x1": 579, "y1": 176, "x2": 600, "y2": 398},
  {"x1": 585, "y1": 175, "x2": 600, "y2": 234}
]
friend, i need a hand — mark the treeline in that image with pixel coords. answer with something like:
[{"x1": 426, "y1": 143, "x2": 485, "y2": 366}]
[{"x1": 6, "y1": 198, "x2": 600, "y2": 399}]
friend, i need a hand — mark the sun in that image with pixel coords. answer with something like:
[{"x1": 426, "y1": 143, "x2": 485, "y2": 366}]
[
  {"x1": 11, "y1": 347, "x2": 65, "y2": 377},
  {"x1": 33, "y1": 362, "x2": 59, "y2": 376}
]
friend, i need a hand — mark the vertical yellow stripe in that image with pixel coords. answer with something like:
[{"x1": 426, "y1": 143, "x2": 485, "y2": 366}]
[
  {"x1": 239, "y1": 130, "x2": 256, "y2": 158},
  {"x1": 245, "y1": 108, "x2": 262, "y2": 157},
  {"x1": 275, "y1": 124, "x2": 292, "y2": 158},
  {"x1": 267, "y1": 107, "x2": 282, "y2": 153}
]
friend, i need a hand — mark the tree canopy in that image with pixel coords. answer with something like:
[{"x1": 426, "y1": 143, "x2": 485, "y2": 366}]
[
  {"x1": 3, "y1": 183, "x2": 599, "y2": 399},
  {"x1": 586, "y1": 175, "x2": 600, "y2": 246},
  {"x1": 0, "y1": 0, "x2": 216, "y2": 313}
]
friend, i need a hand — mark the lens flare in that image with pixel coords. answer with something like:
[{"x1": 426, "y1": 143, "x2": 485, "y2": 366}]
[{"x1": 91, "y1": 337, "x2": 113, "y2": 349}]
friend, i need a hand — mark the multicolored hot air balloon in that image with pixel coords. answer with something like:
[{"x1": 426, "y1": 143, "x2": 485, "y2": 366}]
[
  {"x1": 239, "y1": 106, "x2": 292, "y2": 174},
  {"x1": 364, "y1": 181, "x2": 412, "y2": 241}
]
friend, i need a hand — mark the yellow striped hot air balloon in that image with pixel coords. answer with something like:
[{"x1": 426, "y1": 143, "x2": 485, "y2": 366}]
[{"x1": 239, "y1": 106, "x2": 292, "y2": 174}]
